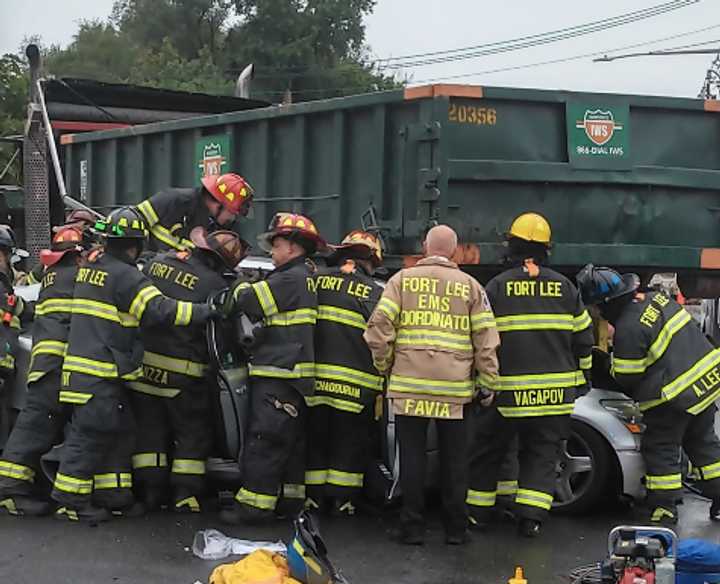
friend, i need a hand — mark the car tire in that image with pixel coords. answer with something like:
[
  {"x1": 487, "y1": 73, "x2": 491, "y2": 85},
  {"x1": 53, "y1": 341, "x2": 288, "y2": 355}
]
[{"x1": 553, "y1": 420, "x2": 613, "y2": 514}]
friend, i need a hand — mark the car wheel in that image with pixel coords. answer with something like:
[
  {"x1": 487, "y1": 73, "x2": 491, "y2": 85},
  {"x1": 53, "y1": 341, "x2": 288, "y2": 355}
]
[{"x1": 553, "y1": 420, "x2": 613, "y2": 514}]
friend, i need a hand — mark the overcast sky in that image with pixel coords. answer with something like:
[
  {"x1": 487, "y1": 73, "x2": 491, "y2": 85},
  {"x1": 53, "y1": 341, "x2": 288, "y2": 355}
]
[{"x1": 1, "y1": 0, "x2": 718, "y2": 98}]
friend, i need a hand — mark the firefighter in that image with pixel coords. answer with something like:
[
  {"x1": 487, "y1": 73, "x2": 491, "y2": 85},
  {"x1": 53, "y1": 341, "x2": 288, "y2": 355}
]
[
  {"x1": 467, "y1": 213, "x2": 593, "y2": 538},
  {"x1": 0, "y1": 227, "x2": 83, "y2": 516},
  {"x1": 577, "y1": 264, "x2": 720, "y2": 525},
  {"x1": 0, "y1": 225, "x2": 29, "y2": 377},
  {"x1": 305, "y1": 230, "x2": 384, "y2": 516},
  {"x1": 364, "y1": 224, "x2": 500, "y2": 546},
  {"x1": 129, "y1": 227, "x2": 249, "y2": 513},
  {"x1": 51, "y1": 207, "x2": 217, "y2": 522},
  {"x1": 136, "y1": 173, "x2": 254, "y2": 253},
  {"x1": 22, "y1": 208, "x2": 98, "y2": 286},
  {"x1": 220, "y1": 212, "x2": 323, "y2": 525}
]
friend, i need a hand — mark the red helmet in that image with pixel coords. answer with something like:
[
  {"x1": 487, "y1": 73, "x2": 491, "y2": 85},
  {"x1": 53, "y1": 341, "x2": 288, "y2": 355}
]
[
  {"x1": 40, "y1": 226, "x2": 83, "y2": 267},
  {"x1": 201, "y1": 173, "x2": 254, "y2": 216},
  {"x1": 258, "y1": 212, "x2": 326, "y2": 255}
]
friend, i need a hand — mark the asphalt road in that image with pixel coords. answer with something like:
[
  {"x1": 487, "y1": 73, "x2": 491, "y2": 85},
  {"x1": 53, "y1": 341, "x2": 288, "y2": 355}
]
[{"x1": 2, "y1": 494, "x2": 719, "y2": 584}]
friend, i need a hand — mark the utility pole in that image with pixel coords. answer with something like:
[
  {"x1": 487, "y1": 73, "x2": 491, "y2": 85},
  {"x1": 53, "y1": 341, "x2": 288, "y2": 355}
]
[{"x1": 593, "y1": 47, "x2": 720, "y2": 99}]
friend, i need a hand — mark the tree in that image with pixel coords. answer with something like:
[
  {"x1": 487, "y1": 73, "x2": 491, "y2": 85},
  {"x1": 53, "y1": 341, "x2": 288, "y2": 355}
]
[
  {"x1": 44, "y1": 20, "x2": 139, "y2": 83},
  {"x1": 34, "y1": 0, "x2": 400, "y2": 102},
  {"x1": 227, "y1": 0, "x2": 397, "y2": 101},
  {"x1": 0, "y1": 54, "x2": 27, "y2": 186}
]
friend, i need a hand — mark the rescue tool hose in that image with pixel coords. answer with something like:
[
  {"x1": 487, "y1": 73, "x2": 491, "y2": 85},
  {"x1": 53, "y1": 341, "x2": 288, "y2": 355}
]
[{"x1": 35, "y1": 79, "x2": 104, "y2": 220}]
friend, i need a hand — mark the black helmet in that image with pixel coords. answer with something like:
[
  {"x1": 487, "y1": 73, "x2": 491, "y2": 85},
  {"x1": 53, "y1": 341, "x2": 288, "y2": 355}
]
[
  {"x1": 0, "y1": 225, "x2": 16, "y2": 250},
  {"x1": 576, "y1": 264, "x2": 640, "y2": 306},
  {"x1": 94, "y1": 207, "x2": 148, "y2": 240}
]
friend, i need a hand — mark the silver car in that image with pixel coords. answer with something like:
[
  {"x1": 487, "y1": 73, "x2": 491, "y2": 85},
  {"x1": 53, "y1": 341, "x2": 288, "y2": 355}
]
[{"x1": 0, "y1": 277, "x2": 647, "y2": 514}]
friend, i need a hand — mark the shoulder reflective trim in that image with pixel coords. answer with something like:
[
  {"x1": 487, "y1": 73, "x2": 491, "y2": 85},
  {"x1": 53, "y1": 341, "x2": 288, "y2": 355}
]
[
  {"x1": 64, "y1": 355, "x2": 118, "y2": 378},
  {"x1": 143, "y1": 350, "x2": 207, "y2": 378},
  {"x1": 645, "y1": 473, "x2": 682, "y2": 490},
  {"x1": 94, "y1": 472, "x2": 132, "y2": 490},
  {"x1": 491, "y1": 370, "x2": 584, "y2": 390},
  {"x1": 388, "y1": 374, "x2": 474, "y2": 397},
  {"x1": 171, "y1": 459, "x2": 206, "y2": 475},
  {"x1": 129, "y1": 285, "x2": 162, "y2": 321},
  {"x1": 317, "y1": 305, "x2": 367, "y2": 330},
  {"x1": 377, "y1": 296, "x2": 400, "y2": 321},
  {"x1": 54, "y1": 472, "x2": 93, "y2": 495},
  {"x1": 235, "y1": 487, "x2": 277, "y2": 510},
  {"x1": 466, "y1": 489, "x2": 497, "y2": 507},
  {"x1": 0, "y1": 353, "x2": 14, "y2": 370},
  {"x1": 0, "y1": 461, "x2": 35, "y2": 482},
  {"x1": 578, "y1": 355, "x2": 592, "y2": 370},
  {"x1": 305, "y1": 470, "x2": 328, "y2": 485},
  {"x1": 304, "y1": 395, "x2": 365, "y2": 413},
  {"x1": 396, "y1": 328, "x2": 472, "y2": 351},
  {"x1": 515, "y1": 488, "x2": 553, "y2": 510},
  {"x1": 266, "y1": 308, "x2": 317, "y2": 327},
  {"x1": 58, "y1": 390, "x2": 93, "y2": 404},
  {"x1": 253, "y1": 281, "x2": 279, "y2": 318},
  {"x1": 662, "y1": 348, "x2": 720, "y2": 402},
  {"x1": 283, "y1": 483, "x2": 307, "y2": 500},
  {"x1": 232, "y1": 281, "x2": 252, "y2": 302},
  {"x1": 26, "y1": 271, "x2": 40, "y2": 285},
  {"x1": 31, "y1": 340, "x2": 68, "y2": 358},
  {"x1": 174, "y1": 301, "x2": 193, "y2": 326},
  {"x1": 495, "y1": 313, "x2": 573, "y2": 333},
  {"x1": 175, "y1": 496, "x2": 201, "y2": 512},
  {"x1": 613, "y1": 310, "x2": 693, "y2": 375},
  {"x1": 127, "y1": 381, "x2": 181, "y2": 398},
  {"x1": 35, "y1": 298, "x2": 74, "y2": 316},
  {"x1": 471, "y1": 311, "x2": 496, "y2": 331},
  {"x1": 315, "y1": 363, "x2": 383, "y2": 391},
  {"x1": 132, "y1": 452, "x2": 168, "y2": 469},
  {"x1": 496, "y1": 480, "x2": 519, "y2": 496},
  {"x1": 698, "y1": 461, "x2": 720, "y2": 481},
  {"x1": 688, "y1": 384, "x2": 720, "y2": 416},
  {"x1": 137, "y1": 200, "x2": 159, "y2": 225},
  {"x1": 327, "y1": 469, "x2": 363, "y2": 488},
  {"x1": 573, "y1": 310, "x2": 593, "y2": 332},
  {"x1": 498, "y1": 404, "x2": 575, "y2": 417},
  {"x1": 249, "y1": 362, "x2": 315, "y2": 380}
]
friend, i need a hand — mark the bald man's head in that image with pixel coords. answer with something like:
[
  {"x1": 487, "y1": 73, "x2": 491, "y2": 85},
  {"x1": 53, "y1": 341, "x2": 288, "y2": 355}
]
[{"x1": 424, "y1": 225, "x2": 458, "y2": 259}]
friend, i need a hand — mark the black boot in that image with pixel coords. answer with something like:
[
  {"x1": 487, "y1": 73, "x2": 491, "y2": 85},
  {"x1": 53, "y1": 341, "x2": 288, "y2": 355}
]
[
  {"x1": 220, "y1": 501, "x2": 274, "y2": 525},
  {"x1": 0, "y1": 495, "x2": 52, "y2": 517},
  {"x1": 54, "y1": 503, "x2": 113, "y2": 523},
  {"x1": 711, "y1": 499, "x2": 720, "y2": 521},
  {"x1": 518, "y1": 518, "x2": 542, "y2": 538}
]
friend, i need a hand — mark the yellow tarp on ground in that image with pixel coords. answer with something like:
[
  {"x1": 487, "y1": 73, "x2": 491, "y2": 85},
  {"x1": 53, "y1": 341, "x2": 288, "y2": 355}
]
[{"x1": 209, "y1": 549, "x2": 302, "y2": 584}]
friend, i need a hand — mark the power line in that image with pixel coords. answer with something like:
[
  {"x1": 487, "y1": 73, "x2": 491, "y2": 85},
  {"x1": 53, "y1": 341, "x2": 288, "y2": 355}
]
[
  {"x1": 415, "y1": 35, "x2": 720, "y2": 84},
  {"x1": 376, "y1": 0, "x2": 698, "y2": 64},
  {"x1": 377, "y1": 1, "x2": 702, "y2": 70},
  {"x1": 249, "y1": 24, "x2": 720, "y2": 97},
  {"x1": 230, "y1": 0, "x2": 700, "y2": 76}
]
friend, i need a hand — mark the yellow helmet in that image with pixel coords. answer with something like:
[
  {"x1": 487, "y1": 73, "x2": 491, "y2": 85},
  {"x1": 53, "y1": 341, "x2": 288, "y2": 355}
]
[{"x1": 508, "y1": 213, "x2": 552, "y2": 245}]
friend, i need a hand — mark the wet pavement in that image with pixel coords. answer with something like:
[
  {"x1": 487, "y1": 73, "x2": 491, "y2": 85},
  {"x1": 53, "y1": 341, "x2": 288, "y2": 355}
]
[{"x1": 2, "y1": 494, "x2": 719, "y2": 583}]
